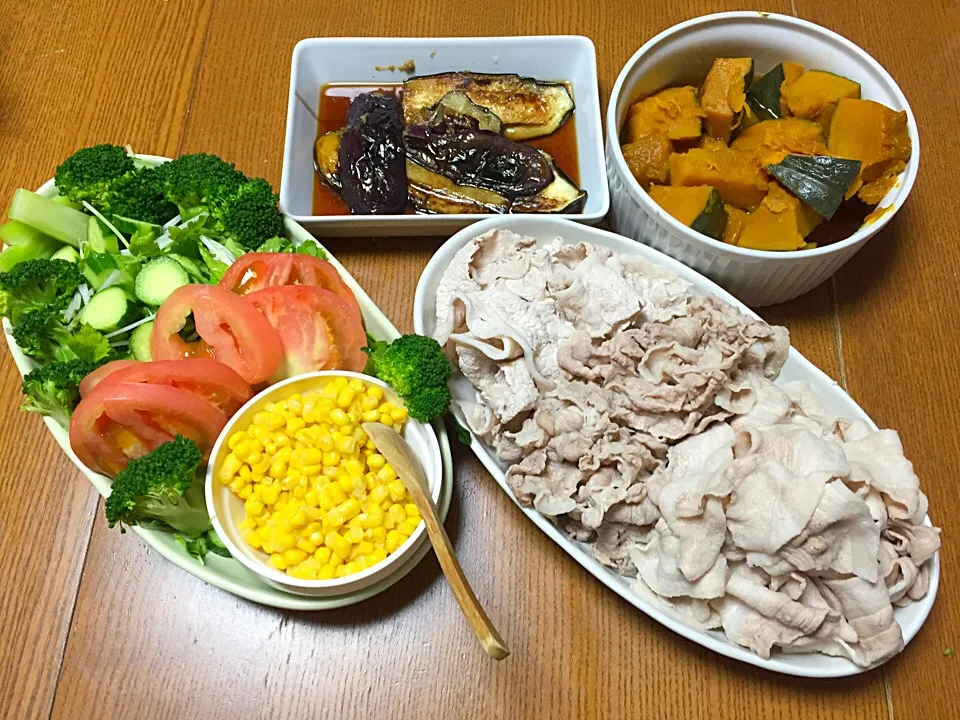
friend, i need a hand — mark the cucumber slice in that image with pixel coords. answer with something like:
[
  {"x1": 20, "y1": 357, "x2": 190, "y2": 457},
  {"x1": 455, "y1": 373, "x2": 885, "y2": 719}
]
[
  {"x1": 130, "y1": 321, "x2": 154, "y2": 361},
  {"x1": 86, "y1": 216, "x2": 120, "y2": 255},
  {"x1": 8, "y1": 189, "x2": 87, "y2": 248},
  {"x1": 0, "y1": 219, "x2": 53, "y2": 247},
  {"x1": 51, "y1": 246, "x2": 81, "y2": 263},
  {"x1": 135, "y1": 256, "x2": 190, "y2": 307},
  {"x1": 166, "y1": 253, "x2": 205, "y2": 281},
  {"x1": 80, "y1": 286, "x2": 130, "y2": 332}
]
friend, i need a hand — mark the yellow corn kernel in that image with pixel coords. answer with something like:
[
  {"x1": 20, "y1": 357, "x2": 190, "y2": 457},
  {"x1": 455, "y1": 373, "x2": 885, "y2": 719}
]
[
  {"x1": 268, "y1": 461, "x2": 287, "y2": 480},
  {"x1": 286, "y1": 417, "x2": 306, "y2": 435},
  {"x1": 336, "y1": 475, "x2": 353, "y2": 494},
  {"x1": 369, "y1": 485, "x2": 389, "y2": 505},
  {"x1": 270, "y1": 553, "x2": 287, "y2": 570},
  {"x1": 370, "y1": 547, "x2": 388, "y2": 565},
  {"x1": 353, "y1": 428, "x2": 368, "y2": 445},
  {"x1": 346, "y1": 378, "x2": 363, "y2": 393},
  {"x1": 289, "y1": 565, "x2": 317, "y2": 580},
  {"x1": 296, "y1": 537, "x2": 317, "y2": 555},
  {"x1": 329, "y1": 408, "x2": 349, "y2": 427},
  {"x1": 318, "y1": 434, "x2": 334, "y2": 452},
  {"x1": 264, "y1": 442, "x2": 277, "y2": 456},
  {"x1": 334, "y1": 565, "x2": 349, "y2": 578},
  {"x1": 322, "y1": 450, "x2": 340, "y2": 467},
  {"x1": 304, "y1": 488, "x2": 319, "y2": 507},
  {"x1": 390, "y1": 407, "x2": 408, "y2": 423},
  {"x1": 327, "y1": 483, "x2": 347, "y2": 505},
  {"x1": 228, "y1": 430, "x2": 248, "y2": 449},
  {"x1": 228, "y1": 477, "x2": 246, "y2": 494},
  {"x1": 337, "y1": 387, "x2": 356, "y2": 408},
  {"x1": 347, "y1": 517, "x2": 364, "y2": 534},
  {"x1": 360, "y1": 394, "x2": 379, "y2": 412},
  {"x1": 325, "y1": 508, "x2": 345, "y2": 529},
  {"x1": 238, "y1": 465, "x2": 252, "y2": 480},
  {"x1": 404, "y1": 503, "x2": 421, "y2": 518},
  {"x1": 347, "y1": 526, "x2": 364, "y2": 544},
  {"x1": 367, "y1": 453, "x2": 386, "y2": 470},
  {"x1": 270, "y1": 530, "x2": 297, "y2": 552},
  {"x1": 329, "y1": 553, "x2": 343, "y2": 568},
  {"x1": 344, "y1": 459, "x2": 365, "y2": 477},
  {"x1": 318, "y1": 564, "x2": 336, "y2": 580},
  {"x1": 245, "y1": 496, "x2": 265, "y2": 516},
  {"x1": 297, "y1": 448, "x2": 323, "y2": 467},
  {"x1": 385, "y1": 530, "x2": 405, "y2": 553},
  {"x1": 316, "y1": 487, "x2": 334, "y2": 510},
  {"x1": 386, "y1": 478, "x2": 406, "y2": 501},
  {"x1": 369, "y1": 527, "x2": 387, "y2": 545},
  {"x1": 337, "y1": 498, "x2": 361, "y2": 522},
  {"x1": 334, "y1": 435, "x2": 356, "y2": 455},
  {"x1": 360, "y1": 505, "x2": 383, "y2": 529},
  {"x1": 251, "y1": 458, "x2": 271, "y2": 475},
  {"x1": 298, "y1": 464, "x2": 320, "y2": 478},
  {"x1": 282, "y1": 548, "x2": 308, "y2": 566},
  {"x1": 367, "y1": 385, "x2": 384, "y2": 400},
  {"x1": 219, "y1": 453, "x2": 242, "y2": 480},
  {"x1": 314, "y1": 546, "x2": 332, "y2": 564},
  {"x1": 260, "y1": 485, "x2": 280, "y2": 506},
  {"x1": 343, "y1": 561, "x2": 362, "y2": 576},
  {"x1": 238, "y1": 484, "x2": 254, "y2": 500},
  {"x1": 359, "y1": 409, "x2": 378, "y2": 422},
  {"x1": 377, "y1": 413, "x2": 393, "y2": 427},
  {"x1": 275, "y1": 433, "x2": 291, "y2": 449},
  {"x1": 397, "y1": 519, "x2": 420, "y2": 536},
  {"x1": 381, "y1": 499, "x2": 393, "y2": 512},
  {"x1": 325, "y1": 531, "x2": 351, "y2": 559},
  {"x1": 388, "y1": 503, "x2": 407, "y2": 525},
  {"x1": 355, "y1": 540, "x2": 374, "y2": 557}
]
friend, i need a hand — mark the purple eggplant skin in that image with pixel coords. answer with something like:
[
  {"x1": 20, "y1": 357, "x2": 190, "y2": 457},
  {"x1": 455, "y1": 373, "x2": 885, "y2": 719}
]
[
  {"x1": 337, "y1": 92, "x2": 408, "y2": 215},
  {"x1": 404, "y1": 120, "x2": 554, "y2": 199}
]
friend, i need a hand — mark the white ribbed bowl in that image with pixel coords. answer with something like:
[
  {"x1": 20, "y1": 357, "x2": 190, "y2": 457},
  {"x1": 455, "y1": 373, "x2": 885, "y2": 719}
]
[{"x1": 606, "y1": 12, "x2": 920, "y2": 307}]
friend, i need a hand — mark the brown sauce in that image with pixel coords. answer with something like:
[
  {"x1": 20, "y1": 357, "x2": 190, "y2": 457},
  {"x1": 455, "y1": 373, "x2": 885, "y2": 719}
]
[{"x1": 312, "y1": 82, "x2": 580, "y2": 216}]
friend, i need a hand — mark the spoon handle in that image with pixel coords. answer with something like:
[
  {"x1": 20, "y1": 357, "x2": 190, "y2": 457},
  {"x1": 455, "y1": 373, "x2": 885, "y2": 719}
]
[{"x1": 363, "y1": 422, "x2": 509, "y2": 660}]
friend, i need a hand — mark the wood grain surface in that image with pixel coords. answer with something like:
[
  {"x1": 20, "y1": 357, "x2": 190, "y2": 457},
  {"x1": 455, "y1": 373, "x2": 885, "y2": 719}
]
[{"x1": 1, "y1": 1, "x2": 956, "y2": 719}]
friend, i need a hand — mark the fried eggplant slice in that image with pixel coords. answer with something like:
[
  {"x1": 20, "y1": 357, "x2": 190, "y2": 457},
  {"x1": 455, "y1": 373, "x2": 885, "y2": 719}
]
[
  {"x1": 403, "y1": 72, "x2": 574, "y2": 140},
  {"x1": 428, "y1": 91, "x2": 504, "y2": 134},
  {"x1": 406, "y1": 160, "x2": 510, "y2": 214},
  {"x1": 338, "y1": 92, "x2": 408, "y2": 214},
  {"x1": 314, "y1": 130, "x2": 342, "y2": 190},
  {"x1": 404, "y1": 120, "x2": 554, "y2": 199},
  {"x1": 510, "y1": 152, "x2": 586, "y2": 214}
]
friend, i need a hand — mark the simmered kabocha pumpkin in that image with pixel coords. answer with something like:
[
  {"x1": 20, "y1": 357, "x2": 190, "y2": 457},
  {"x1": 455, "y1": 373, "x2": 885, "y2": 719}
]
[
  {"x1": 782, "y1": 70, "x2": 861, "y2": 130},
  {"x1": 731, "y1": 118, "x2": 827, "y2": 166},
  {"x1": 619, "y1": 56, "x2": 911, "y2": 250},
  {"x1": 625, "y1": 86, "x2": 703, "y2": 144},
  {"x1": 669, "y1": 146, "x2": 768, "y2": 211},
  {"x1": 828, "y1": 98, "x2": 911, "y2": 204},
  {"x1": 648, "y1": 185, "x2": 727, "y2": 240},
  {"x1": 735, "y1": 183, "x2": 822, "y2": 251},
  {"x1": 699, "y1": 58, "x2": 754, "y2": 142},
  {"x1": 621, "y1": 133, "x2": 673, "y2": 189}
]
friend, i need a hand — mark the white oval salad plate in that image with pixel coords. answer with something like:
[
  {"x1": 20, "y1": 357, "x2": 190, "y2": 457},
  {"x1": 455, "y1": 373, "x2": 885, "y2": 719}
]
[
  {"x1": 2, "y1": 155, "x2": 453, "y2": 611},
  {"x1": 412, "y1": 215, "x2": 939, "y2": 678}
]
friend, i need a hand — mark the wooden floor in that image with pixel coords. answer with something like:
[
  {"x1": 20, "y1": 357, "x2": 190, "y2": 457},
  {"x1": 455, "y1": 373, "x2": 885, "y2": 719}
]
[{"x1": 1, "y1": 1, "x2": 957, "y2": 718}]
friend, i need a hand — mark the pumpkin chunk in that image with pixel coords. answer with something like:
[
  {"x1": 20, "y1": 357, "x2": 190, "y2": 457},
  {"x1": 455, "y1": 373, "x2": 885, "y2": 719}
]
[
  {"x1": 736, "y1": 184, "x2": 822, "y2": 251},
  {"x1": 732, "y1": 118, "x2": 827, "y2": 166},
  {"x1": 767, "y1": 154, "x2": 861, "y2": 219},
  {"x1": 828, "y1": 98, "x2": 911, "y2": 199},
  {"x1": 722, "y1": 205, "x2": 749, "y2": 245},
  {"x1": 648, "y1": 185, "x2": 727, "y2": 240},
  {"x1": 669, "y1": 146, "x2": 768, "y2": 211},
  {"x1": 700, "y1": 58, "x2": 754, "y2": 142},
  {"x1": 625, "y1": 86, "x2": 703, "y2": 143},
  {"x1": 783, "y1": 70, "x2": 861, "y2": 130},
  {"x1": 621, "y1": 133, "x2": 673, "y2": 189}
]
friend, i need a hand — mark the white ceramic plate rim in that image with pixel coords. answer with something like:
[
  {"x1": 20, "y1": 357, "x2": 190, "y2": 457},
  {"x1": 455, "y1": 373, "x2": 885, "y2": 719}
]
[
  {"x1": 280, "y1": 35, "x2": 609, "y2": 224},
  {"x1": 412, "y1": 215, "x2": 939, "y2": 678},
  {"x1": 605, "y1": 11, "x2": 921, "y2": 260},
  {"x1": 1, "y1": 155, "x2": 454, "y2": 611}
]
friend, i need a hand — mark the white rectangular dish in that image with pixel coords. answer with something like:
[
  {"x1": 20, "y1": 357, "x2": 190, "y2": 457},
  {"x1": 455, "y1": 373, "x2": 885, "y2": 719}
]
[
  {"x1": 411, "y1": 215, "x2": 939, "y2": 678},
  {"x1": 280, "y1": 36, "x2": 609, "y2": 236}
]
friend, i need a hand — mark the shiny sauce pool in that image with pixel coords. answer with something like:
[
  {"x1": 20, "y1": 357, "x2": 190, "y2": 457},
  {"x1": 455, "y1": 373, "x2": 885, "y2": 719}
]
[{"x1": 312, "y1": 82, "x2": 580, "y2": 216}]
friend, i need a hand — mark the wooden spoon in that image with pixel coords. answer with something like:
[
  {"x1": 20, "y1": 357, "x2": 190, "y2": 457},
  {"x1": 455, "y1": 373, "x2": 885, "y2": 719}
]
[{"x1": 363, "y1": 422, "x2": 510, "y2": 660}]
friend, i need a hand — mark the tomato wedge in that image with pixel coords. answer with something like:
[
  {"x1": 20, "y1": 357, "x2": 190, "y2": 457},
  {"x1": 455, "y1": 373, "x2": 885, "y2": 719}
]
[
  {"x1": 69, "y1": 381, "x2": 227, "y2": 477},
  {"x1": 79, "y1": 359, "x2": 139, "y2": 398},
  {"x1": 245, "y1": 285, "x2": 367, "y2": 382},
  {"x1": 80, "y1": 359, "x2": 252, "y2": 415},
  {"x1": 219, "y1": 253, "x2": 360, "y2": 312},
  {"x1": 152, "y1": 284, "x2": 282, "y2": 385}
]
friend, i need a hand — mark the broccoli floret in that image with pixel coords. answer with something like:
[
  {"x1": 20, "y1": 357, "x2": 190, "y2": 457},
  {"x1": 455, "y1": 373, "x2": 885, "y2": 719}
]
[
  {"x1": 101, "y1": 167, "x2": 178, "y2": 225},
  {"x1": 54, "y1": 144, "x2": 135, "y2": 205},
  {"x1": 20, "y1": 358, "x2": 103, "y2": 427},
  {"x1": 364, "y1": 334, "x2": 453, "y2": 423},
  {"x1": 104, "y1": 435, "x2": 210, "y2": 537},
  {"x1": 159, "y1": 153, "x2": 247, "y2": 210},
  {"x1": 0, "y1": 258, "x2": 84, "y2": 323},
  {"x1": 12, "y1": 310, "x2": 112, "y2": 363},
  {"x1": 210, "y1": 178, "x2": 284, "y2": 251}
]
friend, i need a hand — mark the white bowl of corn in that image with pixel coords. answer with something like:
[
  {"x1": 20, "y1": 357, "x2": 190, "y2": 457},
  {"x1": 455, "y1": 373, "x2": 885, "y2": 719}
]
[{"x1": 206, "y1": 371, "x2": 443, "y2": 597}]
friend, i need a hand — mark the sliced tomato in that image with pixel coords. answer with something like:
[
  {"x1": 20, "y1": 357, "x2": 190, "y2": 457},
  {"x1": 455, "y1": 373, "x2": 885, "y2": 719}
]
[
  {"x1": 152, "y1": 284, "x2": 282, "y2": 385},
  {"x1": 69, "y1": 381, "x2": 227, "y2": 477},
  {"x1": 79, "y1": 359, "x2": 139, "y2": 398},
  {"x1": 84, "y1": 359, "x2": 252, "y2": 415},
  {"x1": 219, "y1": 253, "x2": 360, "y2": 312},
  {"x1": 244, "y1": 285, "x2": 367, "y2": 382}
]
